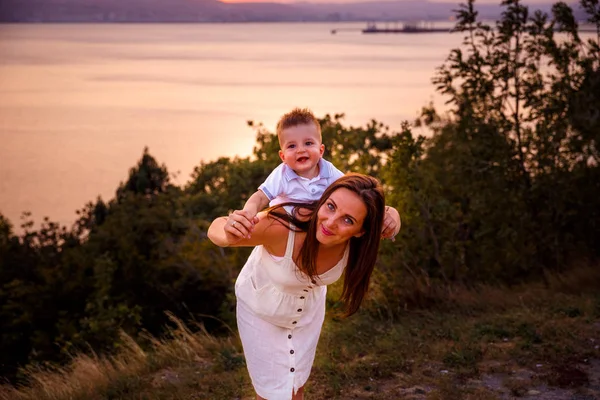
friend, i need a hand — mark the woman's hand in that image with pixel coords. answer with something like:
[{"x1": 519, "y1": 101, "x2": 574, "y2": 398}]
[
  {"x1": 226, "y1": 210, "x2": 259, "y2": 241},
  {"x1": 208, "y1": 210, "x2": 272, "y2": 248}
]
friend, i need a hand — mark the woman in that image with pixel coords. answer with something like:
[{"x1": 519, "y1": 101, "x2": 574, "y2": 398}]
[{"x1": 208, "y1": 173, "x2": 399, "y2": 400}]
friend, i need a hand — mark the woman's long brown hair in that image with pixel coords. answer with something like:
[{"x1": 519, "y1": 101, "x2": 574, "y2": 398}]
[{"x1": 268, "y1": 173, "x2": 385, "y2": 316}]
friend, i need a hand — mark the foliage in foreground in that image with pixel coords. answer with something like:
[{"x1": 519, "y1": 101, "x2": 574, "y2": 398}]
[{"x1": 1, "y1": 268, "x2": 599, "y2": 399}]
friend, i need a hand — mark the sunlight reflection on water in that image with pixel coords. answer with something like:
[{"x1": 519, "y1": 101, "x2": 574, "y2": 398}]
[{"x1": 0, "y1": 22, "x2": 462, "y2": 229}]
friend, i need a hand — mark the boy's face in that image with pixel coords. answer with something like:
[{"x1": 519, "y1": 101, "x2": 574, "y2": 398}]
[{"x1": 278, "y1": 122, "x2": 324, "y2": 179}]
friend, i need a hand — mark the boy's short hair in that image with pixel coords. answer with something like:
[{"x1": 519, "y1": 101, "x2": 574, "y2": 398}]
[{"x1": 276, "y1": 108, "x2": 322, "y2": 147}]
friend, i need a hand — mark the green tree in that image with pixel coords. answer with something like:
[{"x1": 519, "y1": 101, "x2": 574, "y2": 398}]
[
  {"x1": 117, "y1": 146, "x2": 171, "y2": 199},
  {"x1": 320, "y1": 114, "x2": 393, "y2": 179},
  {"x1": 383, "y1": 0, "x2": 600, "y2": 291}
]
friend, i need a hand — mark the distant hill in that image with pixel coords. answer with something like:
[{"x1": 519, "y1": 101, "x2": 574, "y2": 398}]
[{"x1": 0, "y1": 0, "x2": 572, "y2": 23}]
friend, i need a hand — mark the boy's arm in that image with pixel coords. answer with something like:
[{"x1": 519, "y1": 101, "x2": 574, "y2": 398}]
[
  {"x1": 381, "y1": 206, "x2": 401, "y2": 241},
  {"x1": 224, "y1": 190, "x2": 269, "y2": 241},
  {"x1": 227, "y1": 164, "x2": 283, "y2": 240},
  {"x1": 242, "y1": 190, "x2": 270, "y2": 218}
]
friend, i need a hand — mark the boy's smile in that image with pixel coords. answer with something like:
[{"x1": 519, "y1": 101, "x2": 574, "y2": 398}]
[{"x1": 278, "y1": 122, "x2": 325, "y2": 179}]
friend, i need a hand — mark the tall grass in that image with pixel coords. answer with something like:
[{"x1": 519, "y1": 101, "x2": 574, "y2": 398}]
[{"x1": 0, "y1": 313, "x2": 242, "y2": 400}]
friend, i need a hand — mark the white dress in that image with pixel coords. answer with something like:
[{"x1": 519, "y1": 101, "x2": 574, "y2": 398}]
[{"x1": 235, "y1": 228, "x2": 349, "y2": 399}]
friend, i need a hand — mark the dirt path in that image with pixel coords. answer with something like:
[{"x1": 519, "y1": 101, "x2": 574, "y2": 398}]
[{"x1": 335, "y1": 359, "x2": 600, "y2": 399}]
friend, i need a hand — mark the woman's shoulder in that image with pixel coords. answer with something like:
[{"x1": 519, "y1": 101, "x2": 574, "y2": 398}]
[
  {"x1": 251, "y1": 211, "x2": 294, "y2": 243},
  {"x1": 254, "y1": 212, "x2": 296, "y2": 256}
]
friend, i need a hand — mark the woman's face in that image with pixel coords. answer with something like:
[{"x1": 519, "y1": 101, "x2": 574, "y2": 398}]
[{"x1": 316, "y1": 187, "x2": 367, "y2": 247}]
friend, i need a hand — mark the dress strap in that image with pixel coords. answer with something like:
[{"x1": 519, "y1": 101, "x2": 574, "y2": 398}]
[{"x1": 284, "y1": 224, "x2": 295, "y2": 259}]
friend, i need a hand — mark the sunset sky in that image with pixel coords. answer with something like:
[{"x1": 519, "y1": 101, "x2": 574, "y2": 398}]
[{"x1": 221, "y1": 0, "x2": 559, "y2": 3}]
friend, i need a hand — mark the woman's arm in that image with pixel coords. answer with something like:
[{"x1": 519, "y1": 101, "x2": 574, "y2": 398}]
[
  {"x1": 207, "y1": 210, "x2": 288, "y2": 249},
  {"x1": 207, "y1": 216, "x2": 237, "y2": 247}
]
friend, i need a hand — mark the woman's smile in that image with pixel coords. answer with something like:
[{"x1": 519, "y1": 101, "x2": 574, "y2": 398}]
[{"x1": 320, "y1": 224, "x2": 334, "y2": 236}]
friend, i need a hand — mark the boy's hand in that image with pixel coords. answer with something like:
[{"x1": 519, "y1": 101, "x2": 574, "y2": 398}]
[
  {"x1": 225, "y1": 210, "x2": 259, "y2": 240},
  {"x1": 381, "y1": 206, "x2": 401, "y2": 241}
]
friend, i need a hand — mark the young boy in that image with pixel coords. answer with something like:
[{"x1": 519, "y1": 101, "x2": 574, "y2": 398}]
[{"x1": 228, "y1": 107, "x2": 400, "y2": 240}]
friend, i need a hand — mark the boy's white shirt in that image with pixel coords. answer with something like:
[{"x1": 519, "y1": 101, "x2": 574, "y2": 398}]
[{"x1": 259, "y1": 158, "x2": 344, "y2": 206}]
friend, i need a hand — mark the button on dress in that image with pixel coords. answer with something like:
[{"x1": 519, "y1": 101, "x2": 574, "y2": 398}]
[{"x1": 235, "y1": 228, "x2": 348, "y2": 399}]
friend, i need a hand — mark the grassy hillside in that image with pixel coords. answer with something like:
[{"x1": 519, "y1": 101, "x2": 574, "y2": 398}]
[{"x1": 1, "y1": 267, "x2": 599, "y2": 400}]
